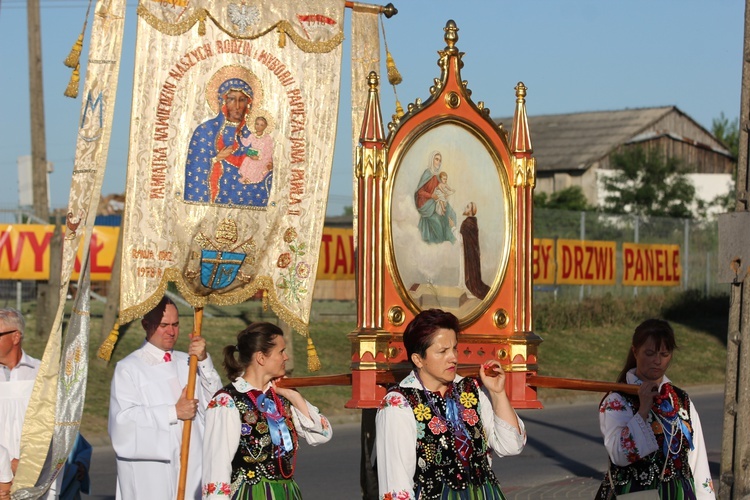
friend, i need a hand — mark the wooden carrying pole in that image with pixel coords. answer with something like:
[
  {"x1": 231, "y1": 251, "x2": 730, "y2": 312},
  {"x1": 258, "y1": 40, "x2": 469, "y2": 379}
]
[
  {"x1": 177, "y1": 307, "x2": 203, "y2": 500},
  {"x1": 276, "y1": 369, "x2": 639, "y2": 395}
]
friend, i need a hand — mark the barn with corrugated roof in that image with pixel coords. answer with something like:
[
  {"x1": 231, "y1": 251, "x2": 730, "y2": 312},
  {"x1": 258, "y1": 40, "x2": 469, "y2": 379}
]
[{"x1": 495, "y1": 106, "x2": 734, "y2": 208}]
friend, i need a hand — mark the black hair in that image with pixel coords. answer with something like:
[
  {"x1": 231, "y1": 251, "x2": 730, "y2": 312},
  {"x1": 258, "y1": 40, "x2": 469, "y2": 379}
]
[{"x1": 403, "y1": 309, "x2": 460, "y2": 369}]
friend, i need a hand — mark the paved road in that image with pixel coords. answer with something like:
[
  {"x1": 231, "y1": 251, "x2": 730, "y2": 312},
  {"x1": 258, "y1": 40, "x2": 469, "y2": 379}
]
[{"x1": 83, "y1": 388, "x2": 723, "y2": 499}]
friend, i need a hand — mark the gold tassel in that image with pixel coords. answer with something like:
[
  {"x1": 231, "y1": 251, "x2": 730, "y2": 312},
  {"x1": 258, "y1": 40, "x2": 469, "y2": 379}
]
[
  {"x1": 306, "y1": 336, "x2": 321, "y2": 372},
  {"x1": 262, "y1": 289, "x2": 269, "y2": 311},
  {"x1": 97, "y1": 321, "x2": 120, "y2": 361},
  {"x1": 64, "y1": 64, "x2": 81, "y2": 99},
  {"x1": 386, "y1": 51, "x2": 402, "y2": 86},
  {"x1": 64, "y1": 32, "x2": 84, "y2": 68},
  {"x1": 278, "y1": 26, "x2": 286, "y2": 48},
  {"x1": 395, "y1": 100, "x2": 404, "y2": 118}
]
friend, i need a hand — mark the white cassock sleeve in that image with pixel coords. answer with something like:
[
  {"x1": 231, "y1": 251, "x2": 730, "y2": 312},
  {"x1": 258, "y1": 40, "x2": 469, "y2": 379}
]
[
  {"x1": 196, "y1": 356, "x2": 223, "y2": 410},
  {"x1": 0, "y1": 444, "x2": 12, "y2": 483}
]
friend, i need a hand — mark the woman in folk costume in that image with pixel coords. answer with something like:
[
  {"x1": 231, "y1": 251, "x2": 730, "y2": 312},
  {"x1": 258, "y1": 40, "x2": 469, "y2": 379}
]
[
  {"x1": 183, "y1": 75, "x2": 272, "y2": 207},
  {"x1": 202, "y1": 322, "x2": 332, "y2": 499},
  {"x1": 376, "y1": 309, "x2": 526, "y2": 500},
  {"x1": 597, "y1": 319, "x2": 715, "y2": 499}
]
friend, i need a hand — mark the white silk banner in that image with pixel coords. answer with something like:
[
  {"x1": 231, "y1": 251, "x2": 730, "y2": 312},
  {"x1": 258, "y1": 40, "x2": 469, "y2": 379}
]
[
  {"x1": 119, "y1": 0, "x2": 345, "y2": 335},
  {"x1": 13, "y1": 0, "x2": 126, "y2": 493},
  {"x1": 350, "y1": 3, "x2": 381, "y2": 242}
]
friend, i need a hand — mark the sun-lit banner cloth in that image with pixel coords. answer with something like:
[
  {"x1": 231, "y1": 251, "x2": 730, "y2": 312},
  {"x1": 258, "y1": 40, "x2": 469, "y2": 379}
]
[
  {"x1": 13, "y1": 264, "x2": 91, "y2": 499},
  {"x1": 350, "y1": 3, "x2": 381, "y2": 238},
  {"x1": 118, "y1": 0, "x2": 345, "y2": 335},
  {"x1": 13, "y1": 0, "x2": 126, "y2": 492}
]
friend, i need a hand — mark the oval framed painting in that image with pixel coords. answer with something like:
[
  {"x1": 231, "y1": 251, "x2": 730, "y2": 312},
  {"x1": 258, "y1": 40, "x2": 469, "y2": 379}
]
[{"x1": 386, "y1": 118, "x2": 513, "y2": 327}]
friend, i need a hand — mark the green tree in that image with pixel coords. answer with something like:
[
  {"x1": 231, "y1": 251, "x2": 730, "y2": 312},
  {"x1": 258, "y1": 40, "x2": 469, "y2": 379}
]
[
  {"x1": 342, "y1": 205, "x2": 353, "y2": 216},
  {"x1": 711, "y1": 112, "x2": 739, "y2": 158},
  {"x1": 601, "y1": 146, "x2": 695, "y2": 218},
  {"x1": 710, "y1": 112, "x2": 739, "y2": 212},
  {"x1": 534, "y1": 186, "x2": 591, "y2": 211}
]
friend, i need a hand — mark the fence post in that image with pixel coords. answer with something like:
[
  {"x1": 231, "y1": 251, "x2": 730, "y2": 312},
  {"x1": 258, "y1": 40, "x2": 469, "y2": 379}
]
[
  {"x1": 705, "y1": 251, "x2": 711, "y2": 298},
  {"x1": 683, "y1": 218, "x2": 690, "y2": 291},
  {"x1": 579, "y1": 211, "x2": 585, "y2": 302},
  {"x1": 633, "y1": 215, "x2": 639, "y2": 297}
]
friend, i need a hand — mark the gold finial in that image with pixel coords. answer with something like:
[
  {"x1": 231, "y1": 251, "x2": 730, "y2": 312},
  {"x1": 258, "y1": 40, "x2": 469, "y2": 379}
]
[
  {"x1": 382, "y1": 2, "x2": 398, "y2": 18},
  {"x1": 367, "y1": 71, "x2": 379, "y2": 89},
  {"x1": 395, "y1": 100, "x2": 404, "y2": 118},
  {"x1": 515, "y1": 82, "x2": 528, "y2": 102},
  {"x1": 444, "y1": 20, "x2": 459, "y2": 49}
]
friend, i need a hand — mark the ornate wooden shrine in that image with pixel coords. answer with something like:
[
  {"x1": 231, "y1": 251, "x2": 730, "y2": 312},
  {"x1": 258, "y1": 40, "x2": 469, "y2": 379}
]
[{"x1": 347, "y1": 20, "x2": 543, "y2": 409}]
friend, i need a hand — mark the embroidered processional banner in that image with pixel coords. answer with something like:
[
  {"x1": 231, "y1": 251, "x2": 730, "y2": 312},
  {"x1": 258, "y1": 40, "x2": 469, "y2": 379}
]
[
  {"x1": 350, "y1": 3, "x2": 381, "y2": 241},
  {"x1": 119, "y1": 1, "x2": 345, "y2": 333},
  {"x1": 14, "y1": 0, "x2": 126, "y2": 494}
]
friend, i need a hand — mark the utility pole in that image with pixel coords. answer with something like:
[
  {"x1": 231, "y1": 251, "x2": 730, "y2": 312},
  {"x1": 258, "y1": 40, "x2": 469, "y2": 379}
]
[
  {"x1": 27, "y1": 0, "x2": 51, "y2": 336},
  {"x1": 718, "y1": 1, "x2": 750, "y2": 497}
]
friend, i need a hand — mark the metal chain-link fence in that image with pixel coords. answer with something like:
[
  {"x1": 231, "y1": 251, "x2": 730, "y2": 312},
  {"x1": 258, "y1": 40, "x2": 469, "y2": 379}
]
[{"x1": 534, "y1": 208, "x2": 725, "y2": 301}]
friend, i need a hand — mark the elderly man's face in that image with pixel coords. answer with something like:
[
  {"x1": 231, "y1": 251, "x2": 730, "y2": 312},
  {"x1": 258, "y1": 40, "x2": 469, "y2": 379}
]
[
  {"x1": 145, "y1": 304, "x2": 180, "y2": 352},
  {"x1": 0, "y1": 320, "x2": 21, "y2": 364}
]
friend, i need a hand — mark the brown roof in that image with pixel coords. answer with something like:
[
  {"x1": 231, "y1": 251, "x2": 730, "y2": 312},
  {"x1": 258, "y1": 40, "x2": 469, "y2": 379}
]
[{"x1": 494, "y1": 106, "x2": 700, "y2": 172}]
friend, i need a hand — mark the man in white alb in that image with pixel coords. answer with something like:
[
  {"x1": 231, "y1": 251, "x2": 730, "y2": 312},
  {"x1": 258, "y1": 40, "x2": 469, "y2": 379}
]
[
  {"x1": 0, "y1": 309, "x2": 41, "y2": 490},
  {"x1": 108, "y1": 297, "x2": 222, "y2": 499}
]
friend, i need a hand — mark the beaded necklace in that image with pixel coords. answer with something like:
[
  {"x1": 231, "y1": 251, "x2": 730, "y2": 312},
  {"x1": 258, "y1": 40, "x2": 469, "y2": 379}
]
[
  {"x1": 652, "y1": 383, "x2": 693, "y2": 459},
  {"x1": 247, "y1": 387, "x2": 297, "y2": 479}
]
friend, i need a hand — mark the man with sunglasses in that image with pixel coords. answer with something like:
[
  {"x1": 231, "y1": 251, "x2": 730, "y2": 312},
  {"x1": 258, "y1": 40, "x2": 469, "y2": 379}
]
[{"x1": 0, "y1": 308, "x2": 40, "y2": 486}]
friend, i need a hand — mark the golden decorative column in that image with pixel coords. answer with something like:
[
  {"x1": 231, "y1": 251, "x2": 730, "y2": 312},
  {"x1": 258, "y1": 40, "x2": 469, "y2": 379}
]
[
  {"x1": 347, "y1": 71, "x2": 390, "y2": 407},
  {"x1": 508, "y1": 82, "x2": 543, "y2": 405}
]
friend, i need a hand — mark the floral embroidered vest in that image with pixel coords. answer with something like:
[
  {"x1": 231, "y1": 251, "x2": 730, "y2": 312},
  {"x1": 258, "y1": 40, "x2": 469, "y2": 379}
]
[
  {"x1": 218, "y1": 384, "x2": 298, "y2": 489},
  {"x1": 606, "y1": 384, "x2": 695, "y2": 492},
  {"x1": 393, "y1": 377, "x2": 499, "y2": 499}
]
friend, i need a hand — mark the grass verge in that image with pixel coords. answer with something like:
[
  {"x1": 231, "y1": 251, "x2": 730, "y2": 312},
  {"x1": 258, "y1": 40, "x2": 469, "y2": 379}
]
[{"x1": 18, "y1": 292, "x2": 727, "y2": 439}]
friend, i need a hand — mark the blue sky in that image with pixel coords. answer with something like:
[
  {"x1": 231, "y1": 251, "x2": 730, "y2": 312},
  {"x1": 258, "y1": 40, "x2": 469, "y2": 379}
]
[{"x1": 0, "y1": 0, "x2": 744, "y2": 216}]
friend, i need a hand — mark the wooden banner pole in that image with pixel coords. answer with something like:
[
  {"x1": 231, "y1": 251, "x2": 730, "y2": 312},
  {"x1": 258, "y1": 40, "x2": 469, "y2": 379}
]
[{"x1": 176, "y1": 307, "x2": 203, "y2": 500}]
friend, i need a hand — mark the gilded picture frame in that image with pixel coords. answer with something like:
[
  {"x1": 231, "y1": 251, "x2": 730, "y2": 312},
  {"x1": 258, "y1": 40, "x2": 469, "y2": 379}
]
[{"x1": 385, "y1": 117, "x2": 513, "y2": 327}]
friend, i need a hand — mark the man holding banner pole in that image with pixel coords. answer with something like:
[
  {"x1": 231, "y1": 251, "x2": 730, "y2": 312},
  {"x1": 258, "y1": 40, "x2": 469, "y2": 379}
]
[{"x1": 108, "y1": 297, "x2": 221, "y2": 499}]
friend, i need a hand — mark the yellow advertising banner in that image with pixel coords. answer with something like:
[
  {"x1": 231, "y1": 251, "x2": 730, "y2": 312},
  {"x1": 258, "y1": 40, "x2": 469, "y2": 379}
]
[
  {"x1": 0, "y1": 224, "x2": 118, "y2": 281},
  {"x1": 318, "y1": 227, "x2": 354, "y2": 280},
  {"x1": 555, "y1": 239, "x2": 616, "y2": 285},
  {"x1": 1, "y1": 224, "x2": 352, "y2": 282},
  {"x1": 622, "y1": 243, "x2": 681, "y2": 286},
  {"x1": 2, "y1": 226, "x2": 680, "y2": 287},
  {"x1": 532, "y1": 238, "x2": 556, "y2": 285}
]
